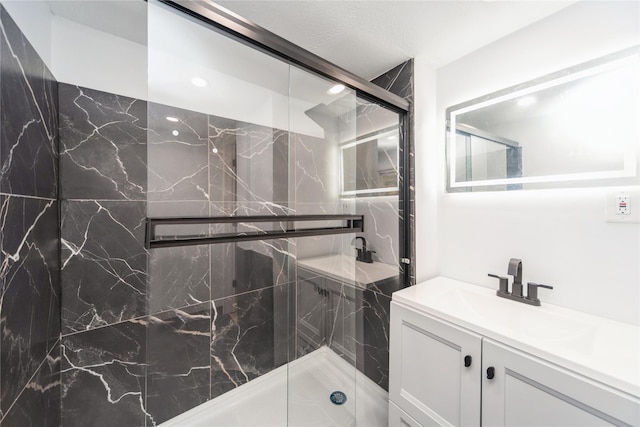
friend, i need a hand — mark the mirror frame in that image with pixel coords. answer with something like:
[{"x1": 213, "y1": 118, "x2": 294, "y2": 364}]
[{"x1": 446, "y1": 45, "x2": 640, "y2": 192}]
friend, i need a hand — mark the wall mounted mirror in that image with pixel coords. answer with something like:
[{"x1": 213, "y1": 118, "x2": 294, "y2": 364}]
[{"x1": 446, "y1": 46, "x2": 640, "y2": 192}]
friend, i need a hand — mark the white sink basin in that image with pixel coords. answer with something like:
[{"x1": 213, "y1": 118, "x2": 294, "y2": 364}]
[{"x1": 427, "y1": 285, "x2": 596, "y2": 352}]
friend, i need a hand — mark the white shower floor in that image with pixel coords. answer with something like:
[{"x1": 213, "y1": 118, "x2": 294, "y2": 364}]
[{"x1": 160, "y1": 346, "x2": 388, "y2": 427}]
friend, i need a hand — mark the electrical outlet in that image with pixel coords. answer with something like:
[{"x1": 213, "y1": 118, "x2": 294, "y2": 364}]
[
  {"x1": 616, "y1": 194, "x2": 630, "y2": 215},
  {"x1": 606, "y1": 191, "x2": 640, "y2": 223}
]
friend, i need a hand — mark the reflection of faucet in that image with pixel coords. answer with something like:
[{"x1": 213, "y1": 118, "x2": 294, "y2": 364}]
[
  {"x1": 508, "y1": 258, "x2": 523, "y2": 298},
  {"x1": 351, "y1": 236, "x2": 375, "y2": 263}
]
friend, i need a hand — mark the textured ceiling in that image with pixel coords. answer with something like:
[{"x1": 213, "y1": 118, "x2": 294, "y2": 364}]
[{"x1": 216, "y1": 0, "x2": 576, "y2": 79}]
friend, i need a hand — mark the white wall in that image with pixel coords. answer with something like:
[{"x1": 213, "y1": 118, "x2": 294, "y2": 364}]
[
  {"x1": 415, "y1": 0, "x2": 640, "y2": 326},
  {"x1": 1, "y1": 1, "x2": 52, "y2": 68},
  {"x1": 52, "y1": 14, "x2": 148, "y2": 101}
]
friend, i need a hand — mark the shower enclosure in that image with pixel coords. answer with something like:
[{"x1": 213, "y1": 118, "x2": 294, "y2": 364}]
[
  {"x1": 0, "y1": 0, "x2": 411, "y2": 425},
  {"x1": 144, "y1": 3, "x2": 408, "y2": 424}
]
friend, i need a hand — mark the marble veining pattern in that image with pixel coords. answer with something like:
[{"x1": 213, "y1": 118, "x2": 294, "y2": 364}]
[
  {"x1": 0, "y1": 7, "x2": 58, "y2": 199},
  {"x1": 208, "y1": 116, "x2": 291, "y2": 210},
  {"x1": 59, "y1": 84, "x2": 146, "y2": 201},
  {"x1": 1, "y1": 343, "x2": 60, "y2": 426},
  {"x1": 60, "y1": 200, "x2": 147, "y2": 334},
  {"x1": 210, "y1": 287, "x2": 286, "y2": 399},
  {"x1": 61, "y1": 320, "x2": 151, "y2": 427},
  {"x1": 146, "y1": 304, "x2": 211, "y2": 425},
  {"x1": 359, "y1": 290, "x2": 391, "y2": 390},
  {"x1": 147, "y1": 103, "x2": 208, "y2": 201},
  {"x1": 147, "y1": 201, "x2": 210, "y2": 314},
  {"x1": 0, "y1": 195, "x2": 59, "y2": 416}
]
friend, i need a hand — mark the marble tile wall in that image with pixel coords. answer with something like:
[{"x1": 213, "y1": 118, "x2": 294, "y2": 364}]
[
  {"x1": 0, "y1": 5, "x2": 412, "y2": 425},
  {"x1": 0, "y1": 6, "x2": 60, "y2": 426},
  {"x1": 58, "y1": 84, "x2": 300, "y2": 424},
  {"x1": 61, "y1": 320, "x2": 149, "y2": 427},
  {"x1": 58, "y1": 82, "x2": 150, "y2": 426}
]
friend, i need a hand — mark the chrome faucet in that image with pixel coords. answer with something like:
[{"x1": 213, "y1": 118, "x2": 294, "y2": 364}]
[{"x1": 508, "y1": 258, "x2": 523, "y2": 298}]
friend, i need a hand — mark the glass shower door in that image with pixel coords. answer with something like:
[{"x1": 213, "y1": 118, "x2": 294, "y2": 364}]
[
  {"x1": 145, "y1": 2, "x2": 402, "y2": 426},
  {"x1": 287, "y1": 67, "x2": 359, "y2": 425},
  {"x1": 289, "y1": 68, "x2": 403, "y2": 426},
  {"x1": 146, "y1": 1, "x2": 291, "y2": 424}
]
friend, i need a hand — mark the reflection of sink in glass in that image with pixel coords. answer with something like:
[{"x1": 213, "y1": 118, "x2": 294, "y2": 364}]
[
  {"x1": 297, "y1": 254, "x2": 398, "y2": 288},
  {"x1": 427, "y1": 285, "x2": 597, "y2": 354}
]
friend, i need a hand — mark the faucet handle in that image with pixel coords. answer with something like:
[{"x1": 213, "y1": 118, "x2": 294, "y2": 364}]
[
  {"x1": 488, "y1": 273, "x2": 509, "y2": 296},
  {"x1": 526, "y1": 282, "x2": 553, "y2": 306}
]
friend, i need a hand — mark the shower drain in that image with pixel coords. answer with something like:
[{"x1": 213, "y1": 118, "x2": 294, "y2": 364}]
[{"x1": 329, "y1": 391, "x2": 347, "y2": 405}]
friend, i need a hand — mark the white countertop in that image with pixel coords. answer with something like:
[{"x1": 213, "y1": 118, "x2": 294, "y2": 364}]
[
  {"x1": 297, "y1": 254, "x2": 398, "y2": 289},
  {"x1": 392, "y1": 277, "x2": 640, "y2": 398}
]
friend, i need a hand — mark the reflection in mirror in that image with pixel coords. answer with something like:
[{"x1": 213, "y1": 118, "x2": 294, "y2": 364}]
[
  {"x1": 446, "y1": 46, "x2": 640, "y2": 192},
  {"x1": 341, "y1": 126, "x2": 399, "y2": 196}
]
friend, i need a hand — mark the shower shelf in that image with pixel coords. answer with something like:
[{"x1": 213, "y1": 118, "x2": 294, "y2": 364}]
[{"x1": 145, "y1": 214, "x2": 364, "y2": 249}]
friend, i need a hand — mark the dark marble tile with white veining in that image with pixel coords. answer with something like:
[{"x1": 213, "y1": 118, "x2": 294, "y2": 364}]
[
  {"x1": 59, "y1": 84, "x2": 146, "y2": 200},
  {"x1": 0, "y1": 195, "x2": 59, "y2": 415},
  {"x1": 372, "y1": 60, "x2": 413, "y2": 100},
  {"x1": 147, "y1": 202, "x2": 210, "y2": 314},
  {"x1": 324, "y1": 279, "x2": 359, "y2": 366},
  {"x1": 61, "y1": 320, "x2": 150, "y2": 427},
  {"x1": 233, "y1": 246, "x2": 275, "y2": 296},
  {"x1": 359, "y1": 290, "x2": 391, "y2": 391},
  {"x1": 146, "y1": 303, "x2": 211, "y2": 425},
  {"x1": 1, "y1": 343, "x2": 60, "y2": 427},
  {"x1": 295, "y1": 273, "x2": 328, "y2": 358},
  {"x1": 148, "y1": 103, "x2": 208, "y2": 201},
  {"x1": 356, "y1": 197, "x2": 401, "y2": 269},
  {"x1": 0, "y1": 8, "x2": 58, "y2": 199},
  {"x1": 211, "y1": 117, "x2": 289, "y2": 205},
  {"x1": 211, "y1": 287, "x2": 287, "y2": 399},
  {"x1": 289, "y1": 131, "x2": 335, "y2": 206},
  {"x1": 60, "y1": 200, "x2": 147, "y2": 334},
  {"x1": 208, "y1": 115, "x2": 239, "y2": 204}
]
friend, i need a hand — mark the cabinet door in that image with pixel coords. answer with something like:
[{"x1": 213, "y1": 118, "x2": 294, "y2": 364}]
[
  {"x1": 389, "y1": 302, "x2": 482, "y2": 426},
  {"x1": 390, "y1": 401, "x2": 424, "y2": 427},
  {"x1": 482, "y1": 339, "x2": 640, "y2": 427}
]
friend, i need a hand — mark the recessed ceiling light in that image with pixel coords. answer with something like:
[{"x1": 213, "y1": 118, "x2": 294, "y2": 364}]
[
  {"x1": 191, "y1": 76, "x2": 208, "y2": 87},
  {"x1": 166, "y1": 116, "x2": 179, "y2": 122},
  {"x1": 328, "y1": 84, "x2": 345, "y2": 95},
  {"x1": 172, "y1": 130, "x2": 179, "y2": 136}
]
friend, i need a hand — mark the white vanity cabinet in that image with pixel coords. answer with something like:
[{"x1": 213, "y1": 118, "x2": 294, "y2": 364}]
[
  {"x1": 482, "y1": 339, "x2": 639, "y2": 426},
  {"x1": 389, "y1": 277, "x2": 640, "y2": 427},
  {"x1": 389, "y1": 303, "x2": 481, "y2": 426}
]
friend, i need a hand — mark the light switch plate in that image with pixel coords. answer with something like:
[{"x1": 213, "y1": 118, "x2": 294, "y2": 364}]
[{"x1": 606, "y1": 191, "x2": 640, "y2": 223}]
